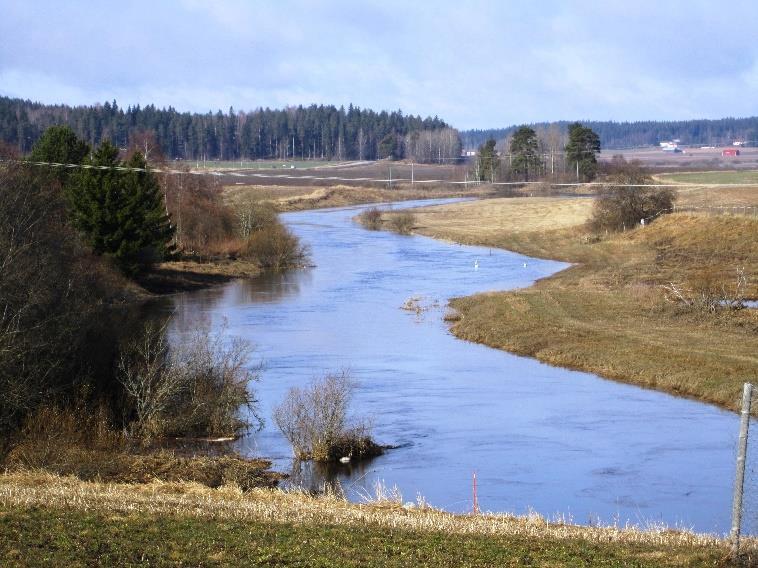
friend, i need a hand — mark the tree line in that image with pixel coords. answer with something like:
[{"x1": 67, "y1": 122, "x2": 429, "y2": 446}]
[
  {"x1": 0, "y1": 96, "x2": 460, "y2": 163},
  {"x1": 462, "y1": 117, "x2": 758, "y2": 151}
]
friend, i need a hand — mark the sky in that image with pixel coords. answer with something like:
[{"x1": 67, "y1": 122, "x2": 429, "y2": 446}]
[{"x1": 2, "y1": 1, "x2": 758, "y2": 130}]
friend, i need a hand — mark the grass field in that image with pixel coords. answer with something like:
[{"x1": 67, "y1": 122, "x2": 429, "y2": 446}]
[
  {"x1": 0, "y1": 471, "x2": 747, "y2": 567},
  {"x1": 404, "y1": 197, "x2": 758, "y2": 413},
  {"x1": 659, "y1": 170, "x2": 758, "y2": 185},
  {"x1": 654, "y1": 172, "x2": 758, "y2": 209}
]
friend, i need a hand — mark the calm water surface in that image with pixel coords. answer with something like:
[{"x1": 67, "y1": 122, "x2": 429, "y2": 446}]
[{"x1": 162, "y1": 198, "x2": 756, "y2": 535}]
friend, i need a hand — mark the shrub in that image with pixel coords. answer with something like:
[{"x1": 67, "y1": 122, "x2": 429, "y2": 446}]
[
  {"x1": 162, "y1": 172, "x2": 239, "y2": 258},
  {"x1": 273, "y1": 371, "x2": 382, "y2": 462},
  {"x1": 3, "y1": 405, "x2": 279, "y2": 490},
  {"x1": 589, "y1": 158, "x2": 675, "y2": 232},
  {"x1": 167, "y1": 323, "x2": 262, "y2": 438},
  {"x1": 388, "y1": 211, "x2": 416, "y2": 235},
  {"x1": 663, "y1": 267, "x2": 749, "y2": 314},
  {"x1": 0, "y1": 159, "x2": 119, "y2": 439},
  {"x1": 358, "y1": 207, "x2": 383, "y2": 230},
  {"x1": 243, "y1": 221, "x2": 309, "y2": 270},
  {"x1": 117, "y1": 321, "x2": 260, "y2": 442},
  {"x1": 238, "y1": 201, "x2": 278, "y2": 238}
]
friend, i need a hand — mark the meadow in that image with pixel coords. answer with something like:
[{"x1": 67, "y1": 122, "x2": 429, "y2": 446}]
[{"x1": 403, "y1": 196, "x2": 758, "y2": 412}]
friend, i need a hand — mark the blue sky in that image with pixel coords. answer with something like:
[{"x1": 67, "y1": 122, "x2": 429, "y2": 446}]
[{"x1": 2, "y1": 1, "x2": 757, "y2": 129}]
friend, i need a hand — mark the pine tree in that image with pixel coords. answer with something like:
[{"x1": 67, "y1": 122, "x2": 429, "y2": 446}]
[
  {"x1": 510, "y1": 127, "x2": 542, "y2": 181},
  {"x1": 476, "y1": 139, "x2": 499, "y2": 182},
  {"x1": 565, "y1": 122, "x2": 601, "y2": 181}
]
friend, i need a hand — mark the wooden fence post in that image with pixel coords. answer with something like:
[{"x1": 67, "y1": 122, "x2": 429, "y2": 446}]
[{"x1": 731, "y1": 382, "x2": 753, "y2": 557}]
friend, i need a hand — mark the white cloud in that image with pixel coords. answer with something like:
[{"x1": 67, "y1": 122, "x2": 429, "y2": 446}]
[{"x1": 2, "y1": 1, "x2": 758, "y2": 128}]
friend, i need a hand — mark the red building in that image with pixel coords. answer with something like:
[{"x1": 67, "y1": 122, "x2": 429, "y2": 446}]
[{"x1": 722, "y1": 148, "x2": 740, "y2": 156}]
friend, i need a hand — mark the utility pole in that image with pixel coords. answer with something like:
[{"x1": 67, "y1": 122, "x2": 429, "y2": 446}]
[
  {"x1": 731, "y1": 382, "x2": 753, "y2": 557},
  {"x1": 411, "y1": 162, "x2": 414, "y2": 187}
]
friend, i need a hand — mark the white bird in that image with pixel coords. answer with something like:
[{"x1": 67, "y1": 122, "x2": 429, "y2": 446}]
[
  {"x1": 474, "y1": 259, "x2": 479, "y2": 270},
  {"x1": 522, "y1": 262, "x2": 527, "y2": 268},
  {"x1": 339, "y1": 456, "x2": 351, "y2": 464}
]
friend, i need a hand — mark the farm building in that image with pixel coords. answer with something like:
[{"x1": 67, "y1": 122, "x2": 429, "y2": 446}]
[{"x1": 722, "y1": 148, "x2": 740, "y2": 156}]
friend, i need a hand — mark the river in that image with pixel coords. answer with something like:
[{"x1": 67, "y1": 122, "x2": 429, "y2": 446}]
[{"x1": 160, "y1": 198, "x2": 756, "y2": 535}]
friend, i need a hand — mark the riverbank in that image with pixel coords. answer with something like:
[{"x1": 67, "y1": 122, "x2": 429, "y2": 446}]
[
  {"x1": 0, "y1": 471, "x2": 747, "y2": 566},
  {"x1": 139, "y1": 186, "x2": 494, "y2": 295},
  {"x1": 223, "y1": 182, "x2": 496, "y2": 212},
  {"x1": 138, "y1": 258, "x2": 262, "y2": 294},
  {"x1": 400, "y1": 197, "x2": 758, "y2": 412}
]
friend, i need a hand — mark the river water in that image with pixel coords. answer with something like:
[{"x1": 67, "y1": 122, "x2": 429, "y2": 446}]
[{"x1": 162, "y1": 198, "x2": 755, "y2": 535}]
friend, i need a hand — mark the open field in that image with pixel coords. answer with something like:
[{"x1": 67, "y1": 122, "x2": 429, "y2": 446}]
[
  {"x1": 0, "y1": 471, "x2": 748, "y2": 567},
  {"x1": 223, "y1": 182, "x2": 497, "y2": 213},
  {"x1": 659, "y1": 170, "x2": 758, "y2": 185},
  {"x1": 215, "y1": 160, "x2": 473, "y2": 189},
  {"x1": 402, "y1": 197, "x2": 758, "y2": 413},
  {"x1": 600, "y1": 147, "x2": 758, "y2": 171},
  {"x1": 185, "y1": 159, "x2": 363, "y2": 170}
]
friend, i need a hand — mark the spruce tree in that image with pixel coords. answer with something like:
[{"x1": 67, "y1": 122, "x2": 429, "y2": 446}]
[
  {"x1": 29, "y1": 125, "x2": 90, "y2": 186},
  {"x1": 67, "y1": 142, "x2": 174, "y2": 275},
  {"x1": 510, "y1": 127, "x2": 542, "y2": 182}
]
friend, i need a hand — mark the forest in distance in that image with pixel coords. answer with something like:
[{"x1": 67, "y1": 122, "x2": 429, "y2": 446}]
[
  {"x1": 463, "y1": 116, "x2": 758, "y2": 151},
  {"x1": 5, "y1": 96, "x2": 758, "y2": 166},
  {"x1": 0, "y1": 96, "x2": 459, "y2": 164}
]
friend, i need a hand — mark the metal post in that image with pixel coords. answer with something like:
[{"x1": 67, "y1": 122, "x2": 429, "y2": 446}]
[{"x1": 731, "y1": 382, "x2": 753, "y2": 557}]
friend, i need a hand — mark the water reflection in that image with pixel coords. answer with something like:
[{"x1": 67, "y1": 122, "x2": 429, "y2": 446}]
[{"x1": 288, "y1": 457, "x2": 383, "y2": 499}]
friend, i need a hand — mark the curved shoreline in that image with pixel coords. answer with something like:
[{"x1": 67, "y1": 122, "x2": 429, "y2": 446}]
[{"x1": 392, "y1": 197, "x2": 758, "y2": 414}]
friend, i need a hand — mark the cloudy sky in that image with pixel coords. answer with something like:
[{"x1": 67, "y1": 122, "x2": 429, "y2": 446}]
[{"x1": 2, "y1": 1, "x2": 757, "y2": 129}]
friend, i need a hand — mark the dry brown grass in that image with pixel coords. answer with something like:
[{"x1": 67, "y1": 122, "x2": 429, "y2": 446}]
[
  {"x1": 655, "y1": 173, "x2": 758, "y2": 208},
  {"x1": 2, "y1": 406, "x2": 280, "y2": 490},
  {"x1": 410, "y1": 196, "x2": 594, "y2": 243},
  {"x1": 407, "y1": 196, "x2": 758, "y2": 412},
  {"x1": 0, "y1": 470, "x2": 745, "y2": 553},
  {"x1": 139, "y1": 259, "x2": 261, "y2": 293},
  {"x1": 224, "y1": 183, "x2": 494, "y2": 213}
]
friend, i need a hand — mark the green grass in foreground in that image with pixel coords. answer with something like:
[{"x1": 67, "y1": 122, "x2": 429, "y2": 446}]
[
  {"x1": 659, "y1": 170, "x2": 758, "y2": 185},
  {"x1": 0, "y1": 506, "x2": 730, "y2": 567}
]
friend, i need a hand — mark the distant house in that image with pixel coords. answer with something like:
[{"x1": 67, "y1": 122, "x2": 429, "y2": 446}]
[
  {"x1": 659, "y1": 141, "x2": 682, "y2": 152},
  {"x1": 722, "y1": 148, "x2": 740, "y2": 156}
]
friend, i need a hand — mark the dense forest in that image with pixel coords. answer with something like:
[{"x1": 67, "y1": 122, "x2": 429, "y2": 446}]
[
  {"x1": 462, "y1": 117, "x2": 758, "y2": 150},
  {"x1": 0, "y1": 96, "x2": 459, "y2": 163}
]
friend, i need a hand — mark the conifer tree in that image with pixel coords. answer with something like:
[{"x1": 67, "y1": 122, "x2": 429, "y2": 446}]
[
  {"x1": 29, "y1": 125, "x2": 90, "y2": 186},
  {"x1": 510, "y1": 127, "x2": 542, "y2": 182},
  {"x1": 564, "y1": 122, "x2": 601, "y2": 181},
  {"x1": 476, "y1": 139, "x2": 499, "y2": 181},
  {"x1": 67, "y1": 141, "x2": 174, "y2": 275}
]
